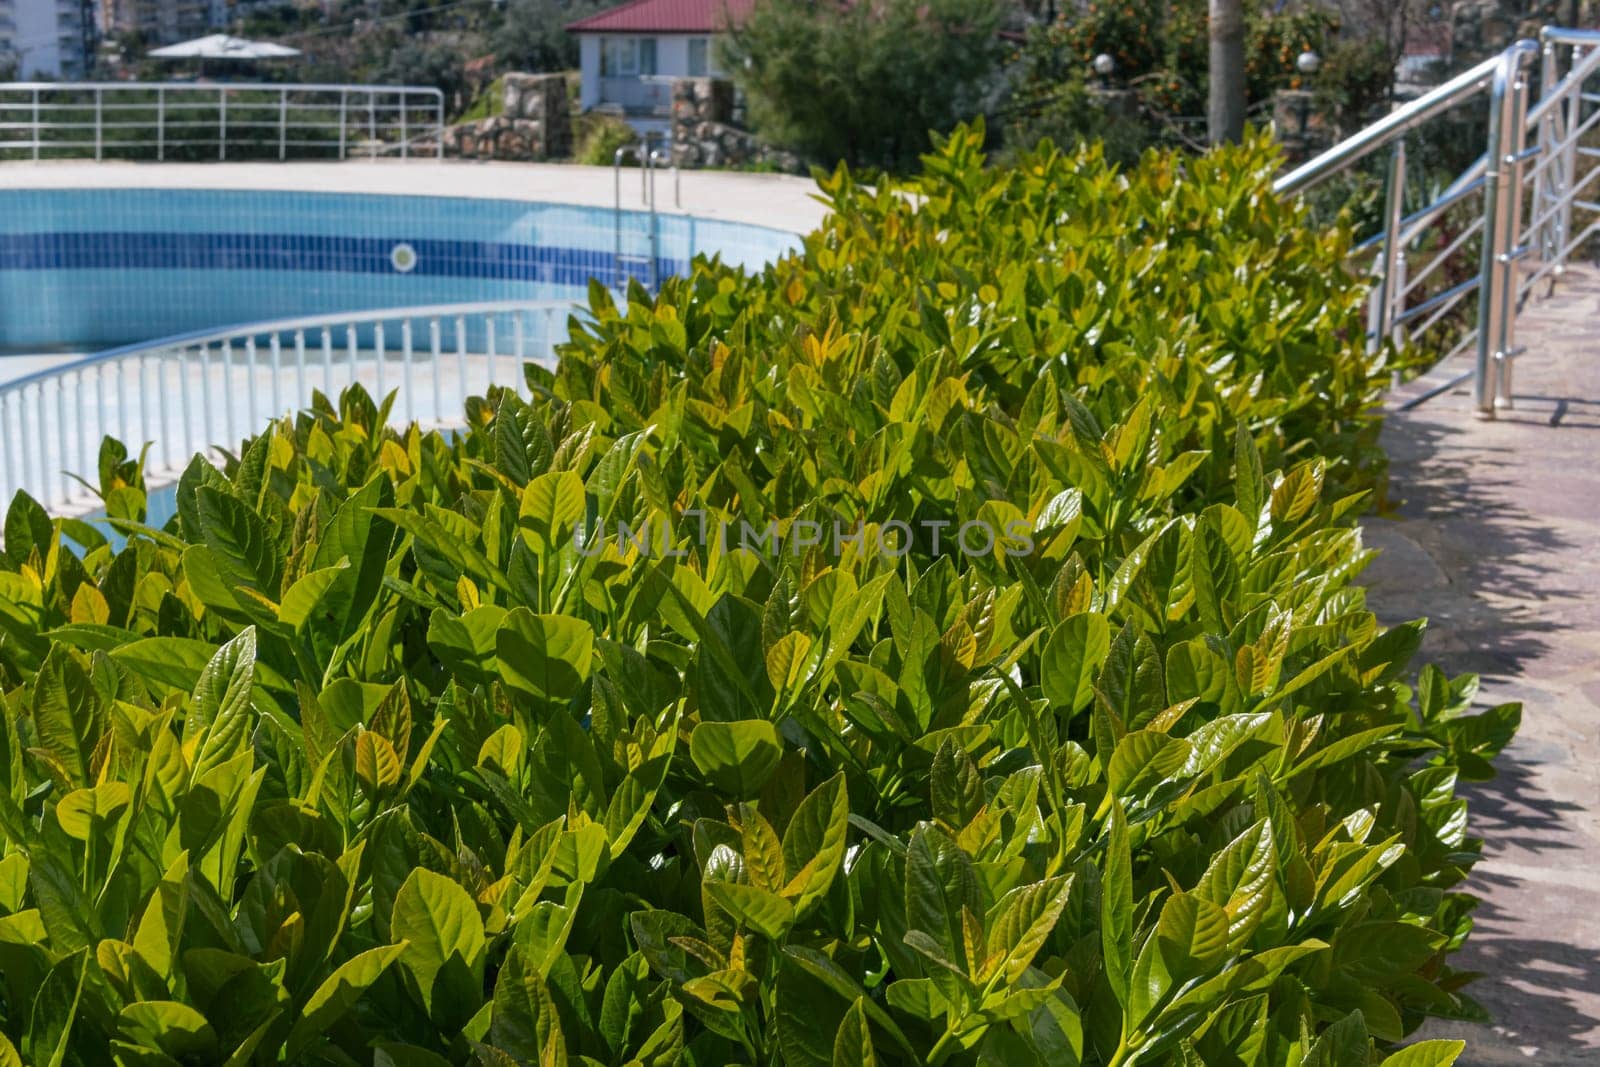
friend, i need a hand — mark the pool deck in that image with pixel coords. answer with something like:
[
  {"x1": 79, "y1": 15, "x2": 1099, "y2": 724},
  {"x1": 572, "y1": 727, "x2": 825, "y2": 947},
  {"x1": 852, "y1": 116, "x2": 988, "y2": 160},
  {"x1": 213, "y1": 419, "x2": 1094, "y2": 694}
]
[
  {"x1": 0, "y1": 160, "x2": 832, "y2": 235},
  {"x1": 1369, "y1": 266, "x2": 1600, "y2": 1062}
]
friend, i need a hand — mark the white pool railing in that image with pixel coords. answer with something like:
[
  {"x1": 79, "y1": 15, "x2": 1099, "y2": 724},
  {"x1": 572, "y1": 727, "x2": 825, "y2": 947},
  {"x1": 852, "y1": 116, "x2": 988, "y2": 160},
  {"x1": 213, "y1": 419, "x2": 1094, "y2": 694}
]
[
  {"x1": 0, "y1": 299, "x2": 577, "y2": 516},
  {"x1": 0, "y1": 82, "x2": 446, "y2": 161}
]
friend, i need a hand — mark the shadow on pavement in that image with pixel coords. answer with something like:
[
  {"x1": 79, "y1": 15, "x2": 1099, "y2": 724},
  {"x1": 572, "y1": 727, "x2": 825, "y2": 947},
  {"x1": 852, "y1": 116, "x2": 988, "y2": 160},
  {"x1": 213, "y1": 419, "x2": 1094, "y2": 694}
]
[{"x1": 1361, "y1": 273, "x2": 1600, "y2": 1060}]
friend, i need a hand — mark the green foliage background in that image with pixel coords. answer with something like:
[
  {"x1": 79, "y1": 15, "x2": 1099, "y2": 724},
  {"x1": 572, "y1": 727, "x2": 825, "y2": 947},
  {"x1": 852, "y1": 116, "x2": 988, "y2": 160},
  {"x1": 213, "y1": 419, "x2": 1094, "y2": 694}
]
[
  {"x1": 721, "y1": 0, "x2": 1006, "y2": 172},
  {"x1": 0, "y1": 127, "x2": 1515, "y2": 1065},
  {"x1": 1001, "y1": 0, "x2": 1396, "y2": 162}
]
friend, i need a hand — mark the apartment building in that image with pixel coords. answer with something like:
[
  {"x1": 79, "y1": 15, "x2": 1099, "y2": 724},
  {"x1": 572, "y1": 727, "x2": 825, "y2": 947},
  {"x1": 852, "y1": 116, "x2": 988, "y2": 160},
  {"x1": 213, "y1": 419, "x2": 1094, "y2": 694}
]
[
  {"x1": 100, "y1": 0, "x2": 218, "y2": 45},
  {"x1": 2, "y1": 0, "x2": 94, "y2": 78},
  {"x1": 0, "y1": 0, "x2": 15, "y2": 75}
]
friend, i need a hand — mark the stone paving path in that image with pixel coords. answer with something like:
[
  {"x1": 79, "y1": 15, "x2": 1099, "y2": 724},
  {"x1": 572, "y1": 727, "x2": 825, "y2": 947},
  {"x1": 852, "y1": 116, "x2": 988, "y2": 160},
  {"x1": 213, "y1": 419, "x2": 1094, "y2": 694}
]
[{"x1": 1364, "y1": 266, "x2": 1600, "y2": 1063}]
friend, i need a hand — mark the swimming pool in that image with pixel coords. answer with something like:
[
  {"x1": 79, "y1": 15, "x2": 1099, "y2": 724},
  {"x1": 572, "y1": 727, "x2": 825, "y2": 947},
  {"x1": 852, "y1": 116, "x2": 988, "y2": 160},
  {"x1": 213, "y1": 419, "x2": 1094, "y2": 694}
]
[{"x1": 0, "y1": 187, "x2": 799, "y2": 351}]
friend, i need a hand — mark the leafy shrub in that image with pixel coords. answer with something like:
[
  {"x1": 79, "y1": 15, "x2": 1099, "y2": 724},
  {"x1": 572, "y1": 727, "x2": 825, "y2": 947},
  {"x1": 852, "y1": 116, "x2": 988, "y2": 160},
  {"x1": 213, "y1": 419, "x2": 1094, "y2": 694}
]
[
  {"x1": 0, "y1": 125, "x2": 1516, "y2": 1065},
  {"x1": 575, "y1": 111, "x2": 639, "y2": 166},
  {"x1": 456, "y1": 76, "x2": 507, "y2": 125}
]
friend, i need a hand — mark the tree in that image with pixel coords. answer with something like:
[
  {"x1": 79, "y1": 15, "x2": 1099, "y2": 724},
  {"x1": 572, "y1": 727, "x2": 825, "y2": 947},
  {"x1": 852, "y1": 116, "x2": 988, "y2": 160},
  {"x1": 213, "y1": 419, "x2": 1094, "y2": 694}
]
[
  {"x1": 377, "y1": 40, "x2": 470, "y2": 109},
  {"x1": 1208, "y1": 0, "x2": 1246, "y2": 144},
  {"x1": 721, "y1": 0, "x2": 1004, "y2": 172},
  {"x1": 496, "y1": 0, "x2": 605, "y2": 73}
]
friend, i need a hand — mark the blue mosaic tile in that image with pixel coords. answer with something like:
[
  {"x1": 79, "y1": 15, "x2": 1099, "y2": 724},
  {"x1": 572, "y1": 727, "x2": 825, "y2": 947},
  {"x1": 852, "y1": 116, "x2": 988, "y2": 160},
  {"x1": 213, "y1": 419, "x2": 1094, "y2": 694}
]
[{"x1": 0, "y1": 189, "x2": 800, "y2": 351}]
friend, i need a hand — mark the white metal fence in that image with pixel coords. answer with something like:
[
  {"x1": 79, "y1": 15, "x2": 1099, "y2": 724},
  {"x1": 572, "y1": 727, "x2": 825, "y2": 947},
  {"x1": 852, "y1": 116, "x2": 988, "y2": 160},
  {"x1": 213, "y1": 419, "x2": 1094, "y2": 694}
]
[
  {"x1": 0, "y1": 300, "x2": 575, "y2": 515},
  {"x1": 0, "y1": 81, "x2": 446, "y2": 161}
]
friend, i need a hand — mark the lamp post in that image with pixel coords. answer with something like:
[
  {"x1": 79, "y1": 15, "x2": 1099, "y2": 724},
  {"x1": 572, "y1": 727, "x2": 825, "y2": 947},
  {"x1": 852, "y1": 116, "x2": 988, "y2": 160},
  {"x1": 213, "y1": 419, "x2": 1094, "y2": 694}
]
[
  {"x1": 1294, "y1": 50, "x2": 1321, "y2": 142},
  {"x1": 1093, "y1": 53, "x2": 1114, "y2": 91}
]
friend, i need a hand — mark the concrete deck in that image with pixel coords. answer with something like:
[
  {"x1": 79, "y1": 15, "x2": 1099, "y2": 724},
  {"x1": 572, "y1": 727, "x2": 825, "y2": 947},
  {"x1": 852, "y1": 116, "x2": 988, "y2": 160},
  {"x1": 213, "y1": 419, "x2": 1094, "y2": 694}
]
[
  {"x1": 0, "y1": 160, "x2": 831, "y2": 235},
  {"x1": 1367, "y1": 267, "x2": 1600, "y2": 1062}
]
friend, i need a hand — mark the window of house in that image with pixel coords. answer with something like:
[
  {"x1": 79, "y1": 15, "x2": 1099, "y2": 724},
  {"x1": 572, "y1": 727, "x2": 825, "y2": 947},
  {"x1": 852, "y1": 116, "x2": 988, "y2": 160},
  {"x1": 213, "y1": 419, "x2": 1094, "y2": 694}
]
[
  {"x1": 601, "y1": 36, "x2": 658, "y2": 77},
  {"x1": 688, "y1": 37, "x2": 710, "y2": 76}
]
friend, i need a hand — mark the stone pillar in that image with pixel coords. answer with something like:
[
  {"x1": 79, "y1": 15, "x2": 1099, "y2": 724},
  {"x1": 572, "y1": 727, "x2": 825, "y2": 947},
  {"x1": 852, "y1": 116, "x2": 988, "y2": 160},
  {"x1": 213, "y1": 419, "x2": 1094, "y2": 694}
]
[
  {"x1": 1272, "y1": 89, "x2": 1329, "y2": 164},
  {"x1": 1086, "y1": 88, "x2": 1139, "y2": 123},
  {"x1": 671, "y1": 77, "x2": 735, "y2": 164},
  {"x1": 441, "y1": 72, "x2": 573, "y2": 162},
  {"x1": 502, "y1": 72, "x2": 572, "y2": 160},
  {"x1": 667, "y1": 76, "x2": 802, "y2": 171}
]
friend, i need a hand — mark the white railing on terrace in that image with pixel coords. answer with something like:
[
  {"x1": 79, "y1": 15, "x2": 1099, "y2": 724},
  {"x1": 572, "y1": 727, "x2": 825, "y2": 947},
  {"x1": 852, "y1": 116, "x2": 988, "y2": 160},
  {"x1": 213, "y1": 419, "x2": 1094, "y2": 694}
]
[
  {"x1": 597, "y1": 76, "x2": 672, "y2": 116},
  {"x1": 1276, "y1": 26, "x2": 1600, "y2": 416},
  {"x1": 0, "y1": 300, "x2": 575, "y2": 516},
  {"x1": 0, "y1": 81, "x2": 446, "y2": 161}
]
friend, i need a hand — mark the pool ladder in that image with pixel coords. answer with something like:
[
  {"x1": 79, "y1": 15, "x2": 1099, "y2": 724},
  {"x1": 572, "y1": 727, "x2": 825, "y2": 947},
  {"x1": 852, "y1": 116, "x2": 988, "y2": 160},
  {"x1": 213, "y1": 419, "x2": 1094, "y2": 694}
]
[{"x1": 613, "y1": 135, "x2": 679, "y2": 292}]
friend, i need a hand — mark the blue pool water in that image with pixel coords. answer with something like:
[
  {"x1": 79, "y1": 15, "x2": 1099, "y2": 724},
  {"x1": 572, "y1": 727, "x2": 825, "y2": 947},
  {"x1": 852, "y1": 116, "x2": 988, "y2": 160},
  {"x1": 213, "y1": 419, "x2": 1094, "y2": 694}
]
[{"x1": 0, "y1": 188, "x2": 798, "y2": 351}]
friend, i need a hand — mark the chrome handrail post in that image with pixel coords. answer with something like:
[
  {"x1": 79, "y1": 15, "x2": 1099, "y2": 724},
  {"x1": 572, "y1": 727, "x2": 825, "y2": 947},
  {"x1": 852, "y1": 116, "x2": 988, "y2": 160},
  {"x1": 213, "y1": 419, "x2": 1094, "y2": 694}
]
[
  {"x1": 1498, "y1": 65, "x2": 1534, "y2": 410},
  {"x1": 157, "y1": 86, "x2": 165, "y2": 161},
  {"x1": 1373, "y1": 139, "x2": 1408, "y2": 355},
  {"x1": 339, "y1": 89, "x2": 348, "y2": 159},
  {"x1": 94, "y1": 86, "x2": 102, "y2": 160},
  {"x1": 1557, "y1": 45, "x2": 1584, "y2": 273},
  {"x1": 645, "y1": 140, "x2": 659, "y2": 291},
  {"x1": 1535, "y1": 37, "x2": 1559, "y2": 264},
  {"x1": 436, "y1": 91, "x2": 446, "y2": 159},
  {"x1": 219, "y1": 87, "x2": 227, "y2": 161},
  {"x1": 1475, "y1": 43, "x2": 1538, "y2": 416},
  {"x1": 614, "y1": 144, "x2": 634, "y2": 285},
  {"x1": 31, "y1": 87, "x2": 39, "y2": 161},
  {"x1": 279, "y1": 88, "x2": 288, "y2": 161}
]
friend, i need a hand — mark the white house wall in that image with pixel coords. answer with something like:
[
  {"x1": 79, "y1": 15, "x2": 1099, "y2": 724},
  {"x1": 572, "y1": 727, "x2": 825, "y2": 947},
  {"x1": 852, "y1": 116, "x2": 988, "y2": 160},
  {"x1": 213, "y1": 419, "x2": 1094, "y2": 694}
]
[
  {"x1": 579, "y1": 34, "x2": 602, "y2": 110},
  {"x1": 576, "y1": 31, "x2": 725, "y2": 108}
]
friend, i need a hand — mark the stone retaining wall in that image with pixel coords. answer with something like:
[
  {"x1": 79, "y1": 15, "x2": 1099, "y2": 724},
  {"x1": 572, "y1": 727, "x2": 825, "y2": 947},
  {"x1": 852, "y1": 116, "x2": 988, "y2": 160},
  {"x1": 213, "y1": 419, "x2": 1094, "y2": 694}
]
[
  {"x1": 443, "y1": 73, "x2": 572, "y2": 162},
  {"x1": 670, "y1": 78, "x2": 802, "y2": 172}
]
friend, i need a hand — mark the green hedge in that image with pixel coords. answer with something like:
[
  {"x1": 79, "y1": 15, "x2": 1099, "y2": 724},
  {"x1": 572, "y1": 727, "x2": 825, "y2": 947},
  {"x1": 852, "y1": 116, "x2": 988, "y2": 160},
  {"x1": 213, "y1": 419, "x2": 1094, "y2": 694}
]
[{"x1": 0, "y1": 125, "x2": 1516, "y2": 1065}]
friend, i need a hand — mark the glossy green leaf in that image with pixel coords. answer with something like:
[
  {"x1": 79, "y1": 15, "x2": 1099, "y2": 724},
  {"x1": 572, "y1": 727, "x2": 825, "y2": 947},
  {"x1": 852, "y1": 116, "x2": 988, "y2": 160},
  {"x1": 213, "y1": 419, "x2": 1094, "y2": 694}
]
[
  {"x1": 285, "y1": 943, "x2": 406, "y2": 1057},
  {"x1": 1041, "y1": 612, "x2": 1110, "y2": 714},
  {"x1": 689, "y1": 719, "x2": 782, "y2": 799},
  {"x1": 1380, "y1": 1040, "x2": 1467, "y2": 1067},
  {"x1": 780, "y1": 772, "x2": 850, "y2": 916},
  {"x1": 392, "y1": 869, "x2": 487, "y2": 1017},
  {"x1": 496, "y1": 609, "x2": 594, "y2": 704}
]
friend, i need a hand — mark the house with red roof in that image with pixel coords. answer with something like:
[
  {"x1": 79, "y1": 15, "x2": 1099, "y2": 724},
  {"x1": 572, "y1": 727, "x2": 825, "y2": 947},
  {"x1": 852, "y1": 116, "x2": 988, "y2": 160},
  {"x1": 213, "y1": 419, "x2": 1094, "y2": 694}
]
[{"x1": 567, "y1": 0, "x2": 754, "y2": 134}]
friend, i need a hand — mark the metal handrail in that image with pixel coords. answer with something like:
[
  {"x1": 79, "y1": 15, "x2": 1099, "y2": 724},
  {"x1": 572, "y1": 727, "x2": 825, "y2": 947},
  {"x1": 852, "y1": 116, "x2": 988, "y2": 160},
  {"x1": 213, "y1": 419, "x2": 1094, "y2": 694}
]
[
  {"x1": 614, "y1": 137, "x2": 664, "y2": 290},
  {"x1": 0, "y1": 81, "x2": 446, "y2": 161},
  {"x1": 1274, "y1": 52, "x2": 1520, "y2": 197},
  {"x1": 650, "y1": 145, "x2": 681, "y2": 208},
  {"x1": 0, "y1": 299, "x2": 577, "y2": 516},
  {"x1": 0, "y1": 79, "x2": 449, "y2": 93},
  {"x1": 1274, "y1": 39, "x2": 1545, "y2": 416},
  {"x1": 1525, "y1": 26, "x2": 1600, "y2": 301}
]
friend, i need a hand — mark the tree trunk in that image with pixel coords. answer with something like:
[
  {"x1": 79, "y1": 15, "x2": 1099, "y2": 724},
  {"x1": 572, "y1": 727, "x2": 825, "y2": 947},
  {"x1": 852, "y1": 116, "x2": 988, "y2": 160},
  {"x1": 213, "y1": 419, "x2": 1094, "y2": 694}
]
[{"x1": 1208, "y1": 0, "x2": 1246, "y2": 146}]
